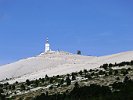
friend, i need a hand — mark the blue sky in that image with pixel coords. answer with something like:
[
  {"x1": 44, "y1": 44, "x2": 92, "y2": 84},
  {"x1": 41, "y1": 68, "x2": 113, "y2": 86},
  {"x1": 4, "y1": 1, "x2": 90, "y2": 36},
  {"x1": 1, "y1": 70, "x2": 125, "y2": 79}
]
[{"x1": 0, "y1": 0, "x2": 133, "y2": 65}]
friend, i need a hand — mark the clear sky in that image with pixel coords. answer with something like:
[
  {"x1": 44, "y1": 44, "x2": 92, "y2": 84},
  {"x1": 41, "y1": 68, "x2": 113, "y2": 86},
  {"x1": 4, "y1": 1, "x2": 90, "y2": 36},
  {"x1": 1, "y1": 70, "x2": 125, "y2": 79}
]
[{"x1": 0, "y1": 0, "x2": 133, "y2": 65}]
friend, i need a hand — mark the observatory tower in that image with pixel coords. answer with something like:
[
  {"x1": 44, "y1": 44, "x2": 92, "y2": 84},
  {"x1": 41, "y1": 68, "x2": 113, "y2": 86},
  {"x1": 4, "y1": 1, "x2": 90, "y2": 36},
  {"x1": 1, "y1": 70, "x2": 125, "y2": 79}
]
[{"x1": 45, "y1": 37, "x2": 50, "y2": 52}]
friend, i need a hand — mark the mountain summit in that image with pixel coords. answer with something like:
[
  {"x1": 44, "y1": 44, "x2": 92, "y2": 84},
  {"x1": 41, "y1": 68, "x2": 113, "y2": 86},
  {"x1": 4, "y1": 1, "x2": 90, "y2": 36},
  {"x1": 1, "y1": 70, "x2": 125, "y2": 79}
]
[{"x1": 0, "y1": 51, "x2": 133, "y2": 83}]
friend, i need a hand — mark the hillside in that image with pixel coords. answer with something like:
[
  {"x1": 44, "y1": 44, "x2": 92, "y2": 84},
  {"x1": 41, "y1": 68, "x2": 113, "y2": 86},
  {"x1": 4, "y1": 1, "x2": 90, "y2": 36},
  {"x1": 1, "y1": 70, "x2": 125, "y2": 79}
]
[
  {"x1": 2, "y1": 60, "x2": 133, "y2": 100},
  {"x1": 0, "y1": 51, "x2": 133, "y2": 83}
]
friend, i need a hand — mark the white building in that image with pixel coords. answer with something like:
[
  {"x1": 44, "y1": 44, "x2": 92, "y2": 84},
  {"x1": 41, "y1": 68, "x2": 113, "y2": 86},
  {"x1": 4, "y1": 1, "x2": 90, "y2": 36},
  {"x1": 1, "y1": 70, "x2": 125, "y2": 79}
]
[{"x1": 45, "y1": 37, "x2": 50, "y2": 52}]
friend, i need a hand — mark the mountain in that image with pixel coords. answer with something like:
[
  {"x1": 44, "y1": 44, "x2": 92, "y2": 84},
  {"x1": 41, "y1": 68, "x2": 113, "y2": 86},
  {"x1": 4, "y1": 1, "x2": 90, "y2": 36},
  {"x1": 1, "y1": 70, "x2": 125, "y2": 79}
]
[{"x1": 0, "y1": 51, "x2": 133, "y2": 83}]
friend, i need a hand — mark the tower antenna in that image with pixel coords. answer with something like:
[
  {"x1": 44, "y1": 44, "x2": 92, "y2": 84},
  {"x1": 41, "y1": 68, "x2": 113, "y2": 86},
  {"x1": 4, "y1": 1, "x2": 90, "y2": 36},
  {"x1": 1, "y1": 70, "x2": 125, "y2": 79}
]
[{"x1": 45, "y1": 37, "x2": 50, "y2": 52}]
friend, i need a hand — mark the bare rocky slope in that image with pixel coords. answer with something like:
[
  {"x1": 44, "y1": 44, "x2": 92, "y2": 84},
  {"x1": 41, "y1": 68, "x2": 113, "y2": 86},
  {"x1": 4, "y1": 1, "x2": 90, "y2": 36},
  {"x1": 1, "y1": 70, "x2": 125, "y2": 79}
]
[{"x1": 0, "y1": 51, "x2": 133, "y2": 83}]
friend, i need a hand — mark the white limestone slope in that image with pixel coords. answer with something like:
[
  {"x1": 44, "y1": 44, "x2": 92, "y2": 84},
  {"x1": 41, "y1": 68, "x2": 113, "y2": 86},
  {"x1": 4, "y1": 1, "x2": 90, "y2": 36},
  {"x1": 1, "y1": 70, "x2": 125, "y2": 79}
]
[{"x1": 0, "y1": 51, "x2": 133, "y2": 83}]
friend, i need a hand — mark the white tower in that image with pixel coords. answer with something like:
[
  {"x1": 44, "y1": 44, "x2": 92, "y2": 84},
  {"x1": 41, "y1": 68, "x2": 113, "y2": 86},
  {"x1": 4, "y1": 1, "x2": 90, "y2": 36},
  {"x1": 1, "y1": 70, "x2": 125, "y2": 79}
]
[{"x1": 45, "y1": 37, "x2": 50, "y2": 52}]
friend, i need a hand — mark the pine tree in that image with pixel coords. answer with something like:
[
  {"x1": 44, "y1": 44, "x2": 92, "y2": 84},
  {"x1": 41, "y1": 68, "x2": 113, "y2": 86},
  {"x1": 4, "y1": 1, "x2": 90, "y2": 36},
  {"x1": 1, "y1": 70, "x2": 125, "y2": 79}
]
[
  {"x1": 20, "y1": 84, "x2": 25, "y2": 91},
  {"x1": 60, "y1": 79, "x2": 64, "y2": 85},
  {"x1": 77, "y1": 50, "x2": 81, "y2": 55},
  {"x1": 74, "y1": 82, "x2": 79, "y2": 89},
  {"x1": 123, "y1": 76, "x2": 130, "y2": 83},
  {"x1": 12, "y1": 85, "x2": 15, "y2": 90},
  {"x1": 72, "y1": 74, "x2": 76, "y2": 80},
  {"x1": 26, "y1": 79, "x2": 31, "y2": 86},
  {"x1": 66, "y1": 77, "x2": 71, "y2": 86},
  {"x1": 45, "y1": 74, "x2": 49, "y2": 80}
]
